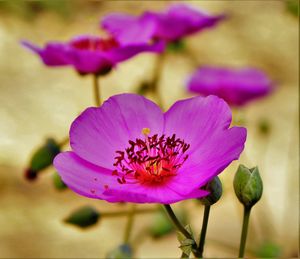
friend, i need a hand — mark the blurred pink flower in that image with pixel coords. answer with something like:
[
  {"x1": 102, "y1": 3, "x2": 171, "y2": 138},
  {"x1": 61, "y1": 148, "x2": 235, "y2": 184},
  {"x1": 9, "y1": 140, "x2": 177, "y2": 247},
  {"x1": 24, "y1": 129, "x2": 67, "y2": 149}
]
[
  {"x1": 187, "y1": 66, "x2": 274, "y2": 106},
  {"x1": 54, "y1": 94, "x2": 246, "y2": 204},
  {"x1": 22, "y1": 35, "x2": 164, "y2": 75},
  {"x1": 101, "y1": 3, "x2": 225, "y2": 44}
]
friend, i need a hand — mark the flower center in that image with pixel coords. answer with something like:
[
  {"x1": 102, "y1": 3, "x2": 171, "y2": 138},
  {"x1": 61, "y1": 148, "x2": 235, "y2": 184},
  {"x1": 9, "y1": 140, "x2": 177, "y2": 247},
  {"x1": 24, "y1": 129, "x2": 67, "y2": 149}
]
[
  {"x1": 71, "y1": 37, "x2": 119, "y2": 52},
  {"x1": 112, "y1": 128, "x2": 190, "y2": 186}
]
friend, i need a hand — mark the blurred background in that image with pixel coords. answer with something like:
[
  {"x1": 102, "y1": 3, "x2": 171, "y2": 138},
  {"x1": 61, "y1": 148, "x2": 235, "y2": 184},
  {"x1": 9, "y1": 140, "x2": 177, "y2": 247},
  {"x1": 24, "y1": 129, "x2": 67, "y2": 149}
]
[{"x1": 0, "y1": 0, "x2": 299, "y2": 258}]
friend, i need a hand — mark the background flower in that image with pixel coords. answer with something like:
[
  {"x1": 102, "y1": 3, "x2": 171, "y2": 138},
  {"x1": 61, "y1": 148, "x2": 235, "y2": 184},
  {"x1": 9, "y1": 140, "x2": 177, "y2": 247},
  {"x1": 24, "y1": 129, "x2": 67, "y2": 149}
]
[
  {"x1": 187, "y1": 66, "x2": 273, "y2": 106},
  {"x1": 102, "y1": 3, "x2": 225, "y2": 44},
  {"x1": 54, "y1": 94, "x2": 246, "y2": 204},
  {"x1": 22, "y1": 35, "x2": 164, "y2": 75}
]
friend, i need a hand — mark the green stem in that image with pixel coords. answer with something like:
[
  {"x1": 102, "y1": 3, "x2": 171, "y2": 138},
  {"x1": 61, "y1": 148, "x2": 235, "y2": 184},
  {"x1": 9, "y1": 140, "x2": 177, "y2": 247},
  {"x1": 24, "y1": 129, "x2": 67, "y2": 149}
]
[
  {"x1": 239, "y1": 206, "x2": 251, "y2": 258},
  {"x1": 123, "y1": 204, "x2": 137, "y2": 244},
  {"x1": 198, "y1": 205, "x2": 211, "y2": 257},
  {"x1": 92, "y1": 74, "x2": 101, "y2": 106},
  {"x1": 163, "y1": 204, "x2": 191, "y2": 239},
  {"x1": 163, "y1": 205, "x2": 201, "y2": 258}
]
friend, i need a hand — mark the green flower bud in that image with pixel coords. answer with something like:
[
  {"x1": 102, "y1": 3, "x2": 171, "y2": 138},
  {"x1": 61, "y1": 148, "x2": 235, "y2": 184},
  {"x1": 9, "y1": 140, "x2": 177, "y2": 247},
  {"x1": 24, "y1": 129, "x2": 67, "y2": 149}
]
[
  {"x1": 106, "y1": 244, "x2": 133, "y2": 259},
  {"x1": 234, "y1": 165, "x2": 263, "y2": 208},
  {"x1": 53, "y1": 172, "x2": 67, "y2": 191},
  {"x1": 64, "y1": 206, "x2": 100, "y2": 229},
  {"x1": 25, "y1": 138, "x2": 60, "y2": 180},
  {"x1": 198, "y1": 176, "x2": 222, "y2": 206}
]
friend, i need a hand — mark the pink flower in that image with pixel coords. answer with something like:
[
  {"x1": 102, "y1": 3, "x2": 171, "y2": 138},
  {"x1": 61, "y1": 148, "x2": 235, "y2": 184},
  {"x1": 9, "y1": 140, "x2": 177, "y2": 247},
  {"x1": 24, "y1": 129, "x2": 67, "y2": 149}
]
[
  {"x1": 101, "y1": 4, "x2": 225, "y2": 44},
  {"x1": 187, "y1": 66, "x2": 274, "y2": 106},
  {"x1": 54, "y1": 94, "x2": 246, "y2": 204},
  {"x1": 22, "y1": 35, "x2": 164, "y2": 75}
]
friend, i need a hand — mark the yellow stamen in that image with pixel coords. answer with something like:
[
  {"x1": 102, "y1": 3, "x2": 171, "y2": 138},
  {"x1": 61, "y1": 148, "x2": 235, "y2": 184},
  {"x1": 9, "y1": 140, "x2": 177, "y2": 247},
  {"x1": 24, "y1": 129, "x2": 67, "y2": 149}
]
[{"x1": 142, "y1": 127, "x2": 151, "y2": 136}]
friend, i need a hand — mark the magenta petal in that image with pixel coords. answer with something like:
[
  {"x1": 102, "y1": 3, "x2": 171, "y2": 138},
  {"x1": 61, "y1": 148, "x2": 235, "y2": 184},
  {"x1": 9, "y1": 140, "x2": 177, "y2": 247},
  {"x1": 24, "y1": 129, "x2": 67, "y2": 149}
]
[
  {"x1": 22, "y1": 41, "x2": 70, "y2": 66},
  {"x1": 101, "y1": 13, "x2": 157, "y2": 45},
  {"x1": 54, "y1": 151, "x2": 209, "y2": 203},
  {"x1": 164, "y1": 95, "x2": 232, "y2": 153},
  {"x1": 144, "y1": 4, "x2": 225, "y2": 41},
  {"x1": 70, "y1": 94, "x2": 164, "y2": 169},
  {"x1": 106, "y1": 40, "x2": 165, "y2": 63},
  {"x1": 171, "y1": 126, "x2": 247, "y2": 194},
  {"x1": 103, "y1": 184, "x2": 208, "y2": 204},
  {"x1": 65, "y1": 50, "x2": 113, "y2": 74},
  {"x1": 53, "y1": 151, "x2": 118, "y2": 200}
]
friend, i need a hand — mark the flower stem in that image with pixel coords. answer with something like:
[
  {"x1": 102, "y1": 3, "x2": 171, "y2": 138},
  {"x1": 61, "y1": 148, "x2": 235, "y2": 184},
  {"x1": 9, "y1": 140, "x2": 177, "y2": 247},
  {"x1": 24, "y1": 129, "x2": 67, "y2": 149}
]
[
  {"x1": 123, "y1": 204, "x2": 137, "y2": 244},
  {"x1": 239, "y1": 206, "x2": 251, "y2": 258},
  {"x1": 92, "y1": 74, "x2": 101, "y2": 106},
  {"x1": 151, "y1": 53, "x2": 165, "y2": 108},
  {"x1": 163, "y1": 205, "x2": 201, "y2": 258},
  {"x1": 163, "y1": 204, "x2": 191, "y2": 239},
  {"x1": 198, "y1": 205, "x2": 211, "y2": 257}
]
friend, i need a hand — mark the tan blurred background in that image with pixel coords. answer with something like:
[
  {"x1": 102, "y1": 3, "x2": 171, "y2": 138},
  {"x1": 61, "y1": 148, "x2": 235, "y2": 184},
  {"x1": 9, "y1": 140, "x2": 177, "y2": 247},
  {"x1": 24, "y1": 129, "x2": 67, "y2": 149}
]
[{"x1": 0, "y1": 0, "x2": 299, "y2": 258}]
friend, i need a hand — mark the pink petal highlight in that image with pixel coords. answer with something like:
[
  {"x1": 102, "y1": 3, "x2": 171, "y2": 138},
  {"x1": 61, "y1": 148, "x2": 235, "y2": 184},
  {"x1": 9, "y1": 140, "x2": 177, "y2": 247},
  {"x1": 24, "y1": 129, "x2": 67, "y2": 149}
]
[{"x1": 164, "y1": 95, "x2": 232, "y2": 153}]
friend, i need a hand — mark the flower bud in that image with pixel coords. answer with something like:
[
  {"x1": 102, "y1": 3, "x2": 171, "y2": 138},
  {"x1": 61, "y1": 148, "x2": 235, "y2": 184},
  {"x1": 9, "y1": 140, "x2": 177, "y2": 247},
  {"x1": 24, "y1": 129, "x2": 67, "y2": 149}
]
[
  {"x1": 198, "y1": 176, "x2": 222, "y2": 206},
  {"x1": 25, "y1": 138, "x2": 60, "y2": 180},
  {"x1": 53, "y1": 172, "x2": 67, "y2": 191},
  {"x1": 106, "y1": 244, "x2": 133, "y2": 259},
  {"x1": 64, "y1": 206, "x2": 101, "y2": 229},
  {"x1": 233, "y1": 165, "x2": 263, "y2": 208}
]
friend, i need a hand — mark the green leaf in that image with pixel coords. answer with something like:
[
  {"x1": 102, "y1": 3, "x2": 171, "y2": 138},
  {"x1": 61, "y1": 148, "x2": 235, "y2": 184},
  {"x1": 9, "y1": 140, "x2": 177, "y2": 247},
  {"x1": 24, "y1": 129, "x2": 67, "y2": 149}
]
[
  {"x1": 255, "y1": 241, "x2": 282, "y2": 258},
  {"x1": 176, "y1": 225, "x2": 195, "y2": 257},
  {"x1": 64, "y1": 206, "x2": 100, "y2": 228}
]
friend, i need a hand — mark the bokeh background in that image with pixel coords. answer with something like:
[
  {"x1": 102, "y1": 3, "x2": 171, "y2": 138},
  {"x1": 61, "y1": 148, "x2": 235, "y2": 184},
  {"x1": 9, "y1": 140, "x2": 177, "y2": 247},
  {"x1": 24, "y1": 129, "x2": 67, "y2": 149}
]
[{"x1": 0, "y1": 0, "x2": 299, "y2": 258}]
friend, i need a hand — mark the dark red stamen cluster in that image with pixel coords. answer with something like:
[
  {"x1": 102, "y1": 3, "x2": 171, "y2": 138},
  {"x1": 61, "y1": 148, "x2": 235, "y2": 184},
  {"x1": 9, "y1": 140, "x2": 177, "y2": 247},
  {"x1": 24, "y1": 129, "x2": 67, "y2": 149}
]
[
  {"x1": 71, "y1": 37, "x2": 119, "y2": 51},
  {"x1": 112, "y1": 134, "x2": 190, "y2": 186}
]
